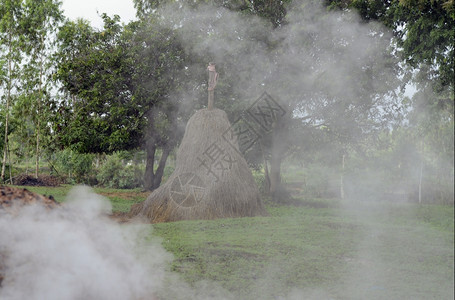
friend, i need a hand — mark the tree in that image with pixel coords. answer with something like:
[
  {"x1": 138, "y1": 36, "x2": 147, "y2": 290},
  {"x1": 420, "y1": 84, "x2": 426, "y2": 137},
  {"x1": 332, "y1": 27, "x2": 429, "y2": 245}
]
[
  {"x1": 21, "y1": 0, "x2": 63, "y2": 178},
  {"x1": 329, "y1": 0, "x2": 454, "y2": 203},
  {"x1": 248, "y1": 1, "x2": 403, "y2": 199},
  {"x1": 133, "y1": 0, "x2": 404, "y2": 201},
  {"x1": 328, "y1": 0, "x2": 454, "y2": 105},
  {"x1": 54, "y1": 15, "x2": 187, "y2": 190},
  {"x1": 0, "y1": 0, "x2": 63, "y2": 181},
  {"x1": 0, "y1": 0, "x2": 24, "y2": 181}
]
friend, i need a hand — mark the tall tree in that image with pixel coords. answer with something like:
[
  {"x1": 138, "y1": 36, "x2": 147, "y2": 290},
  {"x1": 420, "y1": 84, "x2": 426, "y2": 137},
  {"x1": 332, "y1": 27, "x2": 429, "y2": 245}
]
[
  {"x1": 133, "y1": 0, "x2": 403, "y2": 200},
  {"x1": 0, "y1": 0, "x2": 24, "y2": 181},
  {"x1": 54, "y1": 15, "x2": 187, "y2": 190},
  {"x1": 21, "y1": 0, "x2": 63, "y2": 178},
  {"x1": 327, "y1": 0, "x2": 454, "y2": 202},
  {"x1": 328, "y1": 0, "x2": 454, "y2": 103}
]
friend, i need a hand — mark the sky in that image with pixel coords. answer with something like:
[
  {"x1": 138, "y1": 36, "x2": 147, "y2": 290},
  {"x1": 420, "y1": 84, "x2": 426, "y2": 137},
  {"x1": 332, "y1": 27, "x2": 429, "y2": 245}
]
[{"x1": 61, "y1": 0, "x2": 137, "y2": 29}]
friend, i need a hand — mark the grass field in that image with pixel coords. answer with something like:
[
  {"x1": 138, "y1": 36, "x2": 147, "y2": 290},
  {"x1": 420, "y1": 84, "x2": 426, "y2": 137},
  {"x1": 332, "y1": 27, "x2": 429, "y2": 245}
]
[
  {"x1": 14, "y1": 185, "x2": 148, "y2": 212},
  {"x1": 18, "y1": 185, "x2": 454, "y2": 299}
]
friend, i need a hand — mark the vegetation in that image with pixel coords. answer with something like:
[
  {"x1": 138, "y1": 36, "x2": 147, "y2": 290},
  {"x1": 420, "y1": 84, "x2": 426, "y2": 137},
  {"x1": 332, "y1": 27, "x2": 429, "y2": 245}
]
[
  {"x1": 20, "y1": 184, "x2": 454, "y2": 299},
  {"x1": 0, "y1": 0, "x2": 63, "y2": 181},
  {"x1": 152, "y1": 201, "x2": 453, "y2": 299},
  {"x1": 1, "y1": 0, "x2": 453, "y2": 204},
  {"x1": 1, "y1": 2, "x2": 452, "y2": 298}
]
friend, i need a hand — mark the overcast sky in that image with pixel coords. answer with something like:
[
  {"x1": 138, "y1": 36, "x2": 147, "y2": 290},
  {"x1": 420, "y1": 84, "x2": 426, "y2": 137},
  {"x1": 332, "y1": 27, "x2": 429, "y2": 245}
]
[{"x1": 61, "y1": 0, "x2": 137, "y2": 29}]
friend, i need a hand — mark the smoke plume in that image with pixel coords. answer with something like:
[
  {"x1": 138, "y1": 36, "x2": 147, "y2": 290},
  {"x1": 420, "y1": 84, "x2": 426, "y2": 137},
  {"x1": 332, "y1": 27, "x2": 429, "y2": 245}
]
[{"x1": 0, "y1": 186, "x2": 169, "y2": 300}]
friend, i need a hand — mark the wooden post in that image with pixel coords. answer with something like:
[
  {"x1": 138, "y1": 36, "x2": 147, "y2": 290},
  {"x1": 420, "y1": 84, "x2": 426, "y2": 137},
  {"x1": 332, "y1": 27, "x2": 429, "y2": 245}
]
[{"x1": 207, "y1": 62, "x2": 218, "y2": 110}]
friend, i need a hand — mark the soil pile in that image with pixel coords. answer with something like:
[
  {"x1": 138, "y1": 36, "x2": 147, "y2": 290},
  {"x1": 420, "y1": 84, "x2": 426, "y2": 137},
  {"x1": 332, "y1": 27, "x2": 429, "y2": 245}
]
[
  {"x1": 13, "y1": 174, "x2": 61, "y2": 187},
  {"x1": 0, "y1": 186, "x2": 59, "y2": 212},
  {"x1": 0, "y1": 186, "x2": 59, "y2": 287}
]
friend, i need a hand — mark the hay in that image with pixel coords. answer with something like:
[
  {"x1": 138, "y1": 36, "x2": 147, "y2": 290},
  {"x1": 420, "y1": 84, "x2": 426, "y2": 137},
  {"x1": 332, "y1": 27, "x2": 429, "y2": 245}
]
[{"x1": 130, "y1": 108, "x2": 267, "y2": 222}]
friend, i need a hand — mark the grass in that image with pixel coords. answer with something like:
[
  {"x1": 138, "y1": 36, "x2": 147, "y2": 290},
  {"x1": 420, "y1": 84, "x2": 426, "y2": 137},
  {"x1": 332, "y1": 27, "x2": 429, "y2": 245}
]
[
  {"x1": 12, "y1": 185, "x2": 147, "y2": 212},
  {"x1": 153, "y1": 204, "x2": 359, "y2": 299},
  {"x1": 9, "y1": 184, "x2": 454, "y2": 299}
]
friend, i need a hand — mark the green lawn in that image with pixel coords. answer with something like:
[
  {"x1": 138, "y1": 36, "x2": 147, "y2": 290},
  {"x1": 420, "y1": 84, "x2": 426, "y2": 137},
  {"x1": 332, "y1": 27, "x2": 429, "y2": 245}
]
[
  {"x1": 15, "y1": 185, "x2": 454, "y2": 299},
  {"x1": 14, "y1": 185, "x2": 147, "y2": 212}
]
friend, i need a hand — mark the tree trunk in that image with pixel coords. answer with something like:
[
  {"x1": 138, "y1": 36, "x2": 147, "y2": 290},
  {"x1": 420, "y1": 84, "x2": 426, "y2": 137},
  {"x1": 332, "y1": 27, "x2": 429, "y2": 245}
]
[
  {"x1": 1, "y1": 107, "x2": 10, "y2": 182},
  {"x1": 269, "y1": 151, "x2": 282, "y2": 197},
  {"x1": 268, "y1": 113, "x2": 289, "y2": 201},
  {"x1": 263, "y1": 159, "x2": 270, "y2": 193},
  {"x1": 152, "y1": 146, "x2": 171, "y2": 188},
  {"x1": 144, "y1": 141, "x2": 171, "y2": 191},
  {"x1": 260, "y1": 142, "x2": 270, "y2": 192},
  {"x1": 35, "y1": 50, "x2": 43, "y2": 179},
  {"x1": 144, "y1": 141, "x2": 157, "y2": 191},
  {"x1": 1, "y1": 36, "x2": 12, "y2": 182},
  {"x1": 7, "y1": 141, "x2": 13, "y2": 184}
]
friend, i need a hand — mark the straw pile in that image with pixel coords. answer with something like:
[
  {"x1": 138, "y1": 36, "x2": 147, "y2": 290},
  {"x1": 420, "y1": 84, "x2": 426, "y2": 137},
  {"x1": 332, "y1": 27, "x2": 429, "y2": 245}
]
[{"x1": 130, "y1": 108, "x2": 267, "y2": 222}]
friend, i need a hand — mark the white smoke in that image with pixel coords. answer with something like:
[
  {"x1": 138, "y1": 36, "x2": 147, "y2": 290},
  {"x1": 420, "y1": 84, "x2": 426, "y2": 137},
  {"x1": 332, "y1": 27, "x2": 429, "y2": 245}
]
[{"x1": 0, "y1": 186, "x2": 170, "y2": 300}]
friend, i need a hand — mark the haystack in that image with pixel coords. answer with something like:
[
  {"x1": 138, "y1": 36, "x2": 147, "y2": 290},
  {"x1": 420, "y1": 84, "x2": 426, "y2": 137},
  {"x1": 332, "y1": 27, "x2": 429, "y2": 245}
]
[{"x1": 130, "y1": 108, "x2": 267, "y2": 222}]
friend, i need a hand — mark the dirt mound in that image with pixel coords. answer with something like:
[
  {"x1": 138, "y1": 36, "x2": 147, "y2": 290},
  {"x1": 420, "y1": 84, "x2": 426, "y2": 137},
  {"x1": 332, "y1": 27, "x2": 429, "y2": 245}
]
[
  {"x1": 13, "y1": 174, "x2": 62, "y2": 187},
  {"x1": 0, "y1": 185, "x2": 59, "y2": 213}
]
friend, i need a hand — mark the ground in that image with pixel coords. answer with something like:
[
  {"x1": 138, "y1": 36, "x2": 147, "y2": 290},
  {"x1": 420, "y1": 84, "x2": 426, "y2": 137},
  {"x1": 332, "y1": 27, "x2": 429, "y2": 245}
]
[
  {"x1": 12, "y1": 174, "x2": 62, "y2": 187},
  {"x1": 0, "y1": 184, "x2": 453, "y2": 299}
]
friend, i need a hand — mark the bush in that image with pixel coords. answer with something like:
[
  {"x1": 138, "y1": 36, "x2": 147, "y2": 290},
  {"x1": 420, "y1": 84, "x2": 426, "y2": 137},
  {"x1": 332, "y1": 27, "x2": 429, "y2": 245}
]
[
  {"x1": 96, "y1": 152, "x2": 144, "y2": 189},
  {"x1": 53, "y1": 149, "x2": 95, "y2": 184},
  {"x1": 252, "y1": 169, "x2": 267, "y2": 195}
]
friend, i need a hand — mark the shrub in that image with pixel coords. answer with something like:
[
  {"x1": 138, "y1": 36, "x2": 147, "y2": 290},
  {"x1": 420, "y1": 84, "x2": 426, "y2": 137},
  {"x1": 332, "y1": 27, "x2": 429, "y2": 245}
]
[
  {"x1": 53, "y1": 149, "x2": 95, "y2": 184},
  {"x1": 96, "y1": 152, "x2": 144, "y2": 189}
]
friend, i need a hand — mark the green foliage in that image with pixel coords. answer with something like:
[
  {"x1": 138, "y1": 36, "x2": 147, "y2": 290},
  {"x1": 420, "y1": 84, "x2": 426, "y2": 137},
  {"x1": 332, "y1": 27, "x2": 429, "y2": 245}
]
[
  {"x1": 53, "y1": 16, "x2": 143, "y2": 153},
  {"x1": 152, "y1": 199, "x2": 453, "y2": 299},
  {"x1": 53, "y1": 14, "x2": 187, "y2": 154},
  {"x1": 1, "y1": 0, "x2": 452, "y2": 204},
  {"x1": 0, "y1": 0, "x2": 64, "y2": 179},
  {"x1": 0, "y1": 0, "x2": 26, "y2": 180},
  {"x1": 22, "y1": 185, "x2": 148, "y2": 212},
  {"x1": 53, "y1": 12, "x2": 188, "y2": 189},
  {"x1": 251, "y1": 168, "x2": 268, "y2": 194},
  {"x1": 330, "y1": 0, "x2": 454, "y2": 94},
  {"x1": 53, "y1": 149, "x2": 95, "y2": 184},
  {"x1": 11, "y1": 185, "x2": 454, "y2": 298},
  {"x1": 96, "y1": 152, "x2": 144, "y2": 189}
]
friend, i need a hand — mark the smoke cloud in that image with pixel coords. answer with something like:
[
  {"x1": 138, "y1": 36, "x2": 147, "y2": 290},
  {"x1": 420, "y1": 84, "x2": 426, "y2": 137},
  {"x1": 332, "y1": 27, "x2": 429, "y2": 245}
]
[
  {"x1": 1, "y1": 1, "x2": 450, "y2": 299},
  {"x1": 0, "y1": 186, "x2": 170, "y2": 300},
  {"x1": 162, "y1": 0, "x2": 400, "y2": 117}
]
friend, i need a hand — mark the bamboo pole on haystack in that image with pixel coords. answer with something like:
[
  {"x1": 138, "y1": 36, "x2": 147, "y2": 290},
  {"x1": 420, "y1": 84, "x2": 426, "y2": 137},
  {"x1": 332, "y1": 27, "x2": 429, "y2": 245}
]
[{"x1": 207, "y1": 62, "x2": 218, "y2": 110}]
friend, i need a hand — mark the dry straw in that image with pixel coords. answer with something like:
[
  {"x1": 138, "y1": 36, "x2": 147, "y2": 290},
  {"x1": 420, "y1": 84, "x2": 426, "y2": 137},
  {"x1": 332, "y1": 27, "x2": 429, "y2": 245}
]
[{"x1": 130, "y1": 108, "x2": 267, "y2": 222}]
